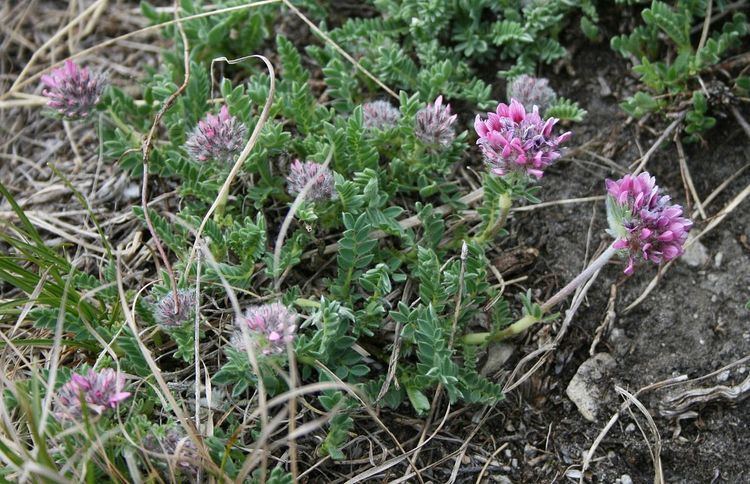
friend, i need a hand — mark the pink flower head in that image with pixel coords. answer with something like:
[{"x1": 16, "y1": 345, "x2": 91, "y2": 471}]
[
  {"x1": 474, "y1": 98, "x2": 571, "y2": 179},
  {"x1": 55, "y1": 368, "x2": 130, "y2": 421},
  {"x1": 362, "y1": 100, "x2": 401, "y2": 130},
  {"x1": 414, "y1": 96, "x2": 458, "y2": 148},
  {"x1": 185, "y1": 105, "x2": 247, "y2": 163},
  {"x1": 606, "y1": 172, "x2": 693, "y2": 275},
  {"x1": 286, "y1": 160, "x2": 336, "y2": 202},
  {"x1": 153, "y1": 289, "x2": 196, "y2": 328},
  {"x1": 40, "y1": 60, "x2": 107, "y2": 119},
  {"x1": 232, "y1": 303, "x2": 297, "y2": 355},
  {"x1": 506, "y1": 75, "x2": 557, "y2": 112}
]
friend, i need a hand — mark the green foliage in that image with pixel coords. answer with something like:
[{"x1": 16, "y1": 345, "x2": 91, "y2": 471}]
[
  {"x1": 546, "y1": 97, "x2": 588, "y2": 122},
  {"x1": 4, "y1": 0, "x2": 604, "y2": 475},
  {"x1": 322, "y1": 0, "x2": 591, "y2": 112},
  {"x1": 612, "y1": 0, "x2": 749, "y2": 140}
]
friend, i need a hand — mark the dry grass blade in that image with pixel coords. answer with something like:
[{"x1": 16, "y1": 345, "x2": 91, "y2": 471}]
[
  {"x1": 578, "y1": 375, "x2": 686, "y2": 483},
  {"x1": 631, "y1": 112, "x2": 686, "y2": 175},
  {"x1": 475, "y1": 442, "x2": 509, "y2": 484},
  {"x1": 10, "y1": 0, "x2": 107, "y2": 90},
  {"x1": 617, "y1": 386, "x2": 664, "y2": 484},
  {"x1": 184, "y1": 54, "x2": 275, "y2": 275},
  {"x1": 1, "y1": 0, "x2": 283, "y2": 99},
  {"x1": 114, "y1": 254, "x2": 228, "y2": 482},
  {"x1": 343, "y1": 402, "x2": 452, "y2": 484},
  {"x1": 659, "y1": 372, "x2": 750, "y2": 418},
  {"x1": 674, "y1": 134, "x2": 706, "y2": 219}
]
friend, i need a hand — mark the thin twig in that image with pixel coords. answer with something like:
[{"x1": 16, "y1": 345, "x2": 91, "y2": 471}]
[
  {"x1": 631, "y1": 112, "x2": 686, "y2": 175},
  {"x1": 674, "y1": 133, "x2": 706, "y2": 219},
  {"x1": 140, "y1": 2, "x2": 190, "y2": 314}
]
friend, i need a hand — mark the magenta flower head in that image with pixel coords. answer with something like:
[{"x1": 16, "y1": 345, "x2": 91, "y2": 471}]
[
  {"x1": 474, "y1": 99, "x2": 571, "y2": 179},
  {"x1": 286, "y1": 160, "x2": 336, "y2": 202},
  {"x1": 153, "y1": 289, "x2": 196, "y2": 329},
  {"x1": 362, "y1": 100, "x2": 401, "y2": 130},
  {"x1": 231, "y1": 303, "x2": 297, "y2": 356},
  {"x1": 54, "y1": 368, "x2": 130, "y2": 421},
  {"x1": 40, "y1": 60, "x2": 107, "y2": 119},
  {"x1": 606, "y1": 172, "x2": 693, "y2": 275},
  {"x1": 414, "y1": 96, "x2": 458, "y2": 148},
  {"x1": 506, "y1": 75, "x2": 557, "y2": 113},
  {"x1": 185, "y1": 105, "x2": 247, "y2": 163},
  {"x1": 144, "y1": 427, "x2": 200, "y2": 476}
]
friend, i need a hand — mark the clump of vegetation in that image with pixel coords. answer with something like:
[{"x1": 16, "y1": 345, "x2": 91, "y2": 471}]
[
  {"x1": 5, "y1": 0, "x2": 746, "y2": 481},
  {"x1": 612, "y1": 0, "x2": 750, "y2": 140}
]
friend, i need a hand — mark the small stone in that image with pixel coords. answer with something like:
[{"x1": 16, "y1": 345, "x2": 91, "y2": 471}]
[
  {"x1": 566, "y1": 353, "x2": 617, "y2": 422},
  {"x1": 511, "y1": 458, "x2": 518, "y2": 468},
  {"x1": 717, "y1": 370, "x2": 731, "y2": 382},
  {"x1": 625, "y1": 423, "x2": 636, "y2": 433},
  {"x1": 620, "y1": 475, "x2": 633, "y2": 484},
  {"x1": 565, "y1": 469, "x2": 583, "y2": 479},
  {"x1": 492, "y1": 477, "x2": 512, "y2": 484},
  {"x1": 714, "y1": 252, "x2": 723, "y2": 268},
  {"x1": 481, "y1": 343, "x2": 516, "y2": 376},
  {"x1": 609, "y1": 328, "x2": 630, "y2": 356},
  {"x1": 681, "y1": 239, "x2": 709, "y2": 267},
  {"x1": 524, "y1": 444, "x2": 536, "y2": 458},
  {"x1": 123, "y1": 183, "x2": 140, "y2": 200},
  {"x1": 504, "y1": 449, "x2": 512, "y2": 459}
]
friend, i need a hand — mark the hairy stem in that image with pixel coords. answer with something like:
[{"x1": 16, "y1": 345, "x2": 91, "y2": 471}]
[
  {"x1": 540, "y1": 243, "x2": 617, "y2": 313},
  {"x1": 462, "y1": 243, "x2": 618, "y2": 345},
  {"x1": 476, "y1": 192, "x2": 512, "y2": 243}
]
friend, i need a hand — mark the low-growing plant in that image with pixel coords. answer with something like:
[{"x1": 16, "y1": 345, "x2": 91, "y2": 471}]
[{"x1": 0, "y1": 0, "x2": 707, "y2": 481}]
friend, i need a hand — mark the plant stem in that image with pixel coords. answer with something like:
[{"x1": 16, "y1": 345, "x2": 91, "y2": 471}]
[
  {"x1": 462, "y1": 243, "x2": 618, "y2": 345},
  {"x1": 106, "y1": 108, "x2": 139, "y2": 143},
  {"x1": 476, "y1": 192, "x2": 512, "y2": 243},
  {"x1": 540, "y1": 243, "x2": 618, "y2": 313},
  {"x1": 461, "y1": 313, "x2": 539, "y2": 345},
  {"x1": 214, "y1": 188, "x2": 229, "y2": 221}
]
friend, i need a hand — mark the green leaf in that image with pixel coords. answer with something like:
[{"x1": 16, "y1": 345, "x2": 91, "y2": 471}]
[{"x1": 406, "y1": 386, "x2": 430, "y2": 415}]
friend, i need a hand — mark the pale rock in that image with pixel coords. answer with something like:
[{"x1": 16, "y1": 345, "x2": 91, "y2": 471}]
[
  {"x1": 680, "y1": 239, "x2": 709, "y2": 267},
  {"x1": 566, "y1": 353, "x2": 617, "y2": 422},
  {"x1": 481, "y1": 343, "x2": 516, "y2": 376}
]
